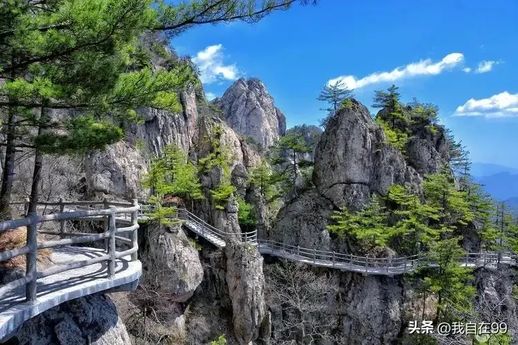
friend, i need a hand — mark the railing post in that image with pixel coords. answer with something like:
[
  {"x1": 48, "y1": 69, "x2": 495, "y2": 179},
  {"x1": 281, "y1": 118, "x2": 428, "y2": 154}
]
[
  {"x1": 131, "y1": 199, "x2": 139, "y2": 262},
  {"x1": 332, "y1": 251, "x2": 335, "y2": 268},
  {"x1": 23, "y1": 197, "x2": 30, "y2": 217},
  {"x1": 59, "y1": 197, "x2": 65, "y2": 236},
  {"x1": 108, "y1": 210, "x2": 117, "y2": 277},
  {"x1": 313, "y1": 248, "x2": 316, "y2": 264},
  {"x1": 297, "y1": 245, "x2": 300, "y2": 257},
  {"x1": 103, "y1": 198, "x2": 109, "y2": 253},
  {"x1": 25, "y1": 212, "x2": 38, "y2": 302}
]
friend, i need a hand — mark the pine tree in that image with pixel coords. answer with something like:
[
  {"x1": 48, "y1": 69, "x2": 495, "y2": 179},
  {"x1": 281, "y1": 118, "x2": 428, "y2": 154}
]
[
  {"x1": 385, "y1": 185, "x2": 440, "y2": 254},
  {"x1": 421, "y1": 237, "x2": 475, "y2": 322},
  {"x1": 0, "y1": 0, "x2": 311, "y2": 219},
  {"x1": 270, "y1": 132, "x2": 313, "y2": 194},
  {"x1": 142, "y1": 145, "x2": 203, "y2": 201},
  {"x1": 0, "y1": 0, "x2": 195, "y2": 219},
  {"x1": 142, "y1": 145, "x2": 203, "y2": 224},
  {"x1": 236, "y1": 197, "x2": 256, "y2": 231},
  {"x1": 198, "y1": 125, "x2": 236, "y2": 210},
  {"x1": 328, "y1": 196, "x2": 392, "y2": 250},
  {"x1": 422, "y1": 169, "x2": 475, "y2": 230},
  {"x1": 373, "y1": 85, "x2": 411, "y2": 151},
  {"x1": 249, "y1": 160, "x2": 281, "y2": 203},
  {"x1": 317, "y1": 80, "x2": 353, "y2": 128}
]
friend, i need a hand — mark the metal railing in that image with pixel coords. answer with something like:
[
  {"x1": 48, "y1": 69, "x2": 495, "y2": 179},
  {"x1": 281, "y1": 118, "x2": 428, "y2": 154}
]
[
  {"x1": 0, "y1": 199, "x2": 140, "y2": 302},
  {"x1": 138, "y1": 204, "x2": 518, "y2": 275},
  {"x1": 178, "y1": 208, "x2": 257, "y2": 244}
]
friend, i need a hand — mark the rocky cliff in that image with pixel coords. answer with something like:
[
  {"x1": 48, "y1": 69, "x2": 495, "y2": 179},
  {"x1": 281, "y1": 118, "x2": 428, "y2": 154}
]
[
  {"x1": 271, "y1": 100, "x2": 426, "y2": 250},
  {"x1": 313, "y1": 100, "x2": 422, "y2": 211},
  {"x1": 264, "y1": 98, "x2": 453, "y2": 344},
  {"x1": 215, "y1": 78, "x2": 286, "y2": 149},
  {"x1": 13, "y1": 294, "x2": 131, "y2": 345}
]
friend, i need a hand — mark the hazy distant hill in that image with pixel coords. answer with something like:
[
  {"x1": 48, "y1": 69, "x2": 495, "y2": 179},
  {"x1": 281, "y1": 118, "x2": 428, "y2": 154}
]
[
  {"x1": 472, "y1": 163, "x2": 518, "y2": 215},
  {"x1": 471, "y1": 163, "x2": 518, "y2": 178},
  {"x1": 505, "y1": 197, "x2": 518, "y2": 216}
]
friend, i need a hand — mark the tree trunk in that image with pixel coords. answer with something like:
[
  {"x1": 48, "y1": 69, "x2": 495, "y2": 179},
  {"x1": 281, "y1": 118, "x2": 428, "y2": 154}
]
[
  {"x1": 28, "y1": 108, "x2": 47, "y2": 214},
  {"x1": 0, "y1": 107, "x2": 17, "y2": 220}
]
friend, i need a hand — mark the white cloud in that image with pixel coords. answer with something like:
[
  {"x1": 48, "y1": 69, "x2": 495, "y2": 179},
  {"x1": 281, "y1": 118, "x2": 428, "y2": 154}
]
[
  {"x1": 328, "y1": 53, "x2": 464, "y2": 90},
  {"x1": 463, "y1": 60, "x2": 500, "y2": 74},
  {"x1": 474, "y1": 60, "x2": 498, "y2": 74},
  {"x1": 192, "y1": 44, "x2": 239, "y2": 84},
  {"x1": 205, "y1": 92, "x2": 217, "y2": 101},
  {"x1": 455, "y1": 91, "x2": 518, "y2": 118}
]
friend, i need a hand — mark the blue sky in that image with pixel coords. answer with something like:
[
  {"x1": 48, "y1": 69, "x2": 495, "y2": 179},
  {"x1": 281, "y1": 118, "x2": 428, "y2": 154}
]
[{"x1": 171, "y1": 0, "x2": 518, "y2": 169}]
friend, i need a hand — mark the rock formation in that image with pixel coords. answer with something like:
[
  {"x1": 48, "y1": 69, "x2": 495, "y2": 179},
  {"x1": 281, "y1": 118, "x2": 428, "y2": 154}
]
[
  {"x1": 139, "y1": 223, "x2": 204, "y2": 302},
  {"x1": 225, "y1": 241, "x2": 268, "y2": 345},
  {"x1": 216, "y1": 78, "x2": 286, "y2": 148},
  {"x1": 313, "y1": 100, "x2": 422, "y2": 211},
  {"x1": 13, "y1": 294, "x2": 131, "y2": 345}
]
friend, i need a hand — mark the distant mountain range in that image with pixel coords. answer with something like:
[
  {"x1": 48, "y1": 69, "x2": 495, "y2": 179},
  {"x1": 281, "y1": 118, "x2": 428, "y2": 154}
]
[{"x1": 471, "y1": 163, "x2": 518, "y2": 215}]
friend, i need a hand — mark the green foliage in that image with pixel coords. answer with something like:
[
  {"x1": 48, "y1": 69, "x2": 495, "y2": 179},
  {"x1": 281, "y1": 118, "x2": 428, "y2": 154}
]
[
  {"x1": 446, "y1": 129, "x2": 471, "y2": 177},
  {"x1": 408, "y1": 101, "x2": 439, "y2": 129},
  {"x1": 328, "y1": 196, "x2": 392, "y2": 249},
  {"x1": 154, "y1": 0, "x2": 307, "y2": 33},
  {"x1": 199, "y1": 125, "x2": 236, "y2": 209},
  {"x1": 376, "y1": 117, "x2": 409, "y2": 151},
  {"x1": 142, "y1": 145, "x2": 203, "y2": 208},
  {"x1": 145, "y1": 195, "x2": 180, "y2": 226},
  {"x1": 474, "y1": 332, "x2": 512, "y2": 345},
  {"x1": 210, "y1": 182, "x2": 236, "y2": 210},
  {"x1": 423, "y1": 169, "x2": 475, "y2": 229},
  {"x1": 210, "y1": 335, "x2": 227, "y2": 345},
  {"x1": 237, "y1": 197, "x2": 256, "y2": 230},
  {"x1": 340, "y1": 98, "x2": 354, "y2": 109},
  {"x1": 421, "y1": 237, "x2": 475, "y2": 321},
  {"x1": 35, "y1": 116, "x2": 123, "y2": 154},
  {"x1": 249, "y1": 160, "x2": 281, "y2": 203},
  {"x1": 373, "y1": 84, "x2": 409, "y2": 127},
  {"x1": 317, "y1": 80, "x2": 353, "y2": 127},
  {"x1": 328, "y1": 173, "x2": 478, "y2": 322},
  {"x1": 270, "y1": 132, "x2": 313, "y2": 194},
  {"x1": 285, "y1": 125, "x2": 322, "y2": 153},
  {"x1": 385, "y1": 184, "x2": 441, "y2": 253}
]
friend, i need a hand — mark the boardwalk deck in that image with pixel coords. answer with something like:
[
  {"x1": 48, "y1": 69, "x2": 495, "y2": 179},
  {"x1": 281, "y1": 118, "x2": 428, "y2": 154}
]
[{"x1": 0, "y1": 246, "x2": 141, "y2": 340}]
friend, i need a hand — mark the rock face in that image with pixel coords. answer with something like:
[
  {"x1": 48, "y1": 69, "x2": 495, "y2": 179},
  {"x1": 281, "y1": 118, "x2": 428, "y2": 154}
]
[
  {"x1": 475, "y1": 268, "x2": 518, "y2": 338},
  {"x1": 216, "y1": 78, "x2": 286, "y2": 148},
  {"x1": 139, "y1": 223, "x2": 203, "y2": 302},
  {"x1": 195, "y1": 116, "x2": 262, "y2": 230},
  {"x1": 84, "y1": 141, "x2": 147, "y2": 200},
  {"x1": 337, "y1": 274, "x2": 404, "y2": 345},
  {"x1": 84, "y1": 89, "x2": 199, "y2": 199},
  {"x1": 405, "y1": 132, "x2": 449, "y2": 176},
  {"x1": 272, "y1": 189, "x2": 333, "y2": 249},
  {"x1": 313, "y1": 100, "x2": 422, "y2": 211},
  {"x1": 271, "y1": 100, "x2": 424, "y2": 249},
  {"x1": 14, "y1": 294, "x2": 131, "y2": 345},
  {"x1": 225, "y1": 241, "x2": 268, "y2": 345}
]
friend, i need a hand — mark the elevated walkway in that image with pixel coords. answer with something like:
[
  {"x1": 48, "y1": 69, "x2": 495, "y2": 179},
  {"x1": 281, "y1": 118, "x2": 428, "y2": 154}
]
[{"x1": 0, "y1": 200, "x2": 141, "y2": 341}]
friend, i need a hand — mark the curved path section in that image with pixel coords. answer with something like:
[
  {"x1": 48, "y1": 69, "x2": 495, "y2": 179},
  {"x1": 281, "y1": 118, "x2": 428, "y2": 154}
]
[
  {"x1": 0, "y1": 247, "x2": 141, "y2": 339},
  {"x1": 0, "y1": 201, "x2": 142, "y2": 341}
]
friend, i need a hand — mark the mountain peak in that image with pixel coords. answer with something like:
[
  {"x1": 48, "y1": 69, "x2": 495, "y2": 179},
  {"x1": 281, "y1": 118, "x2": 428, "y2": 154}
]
[{"x1": 216, "y1": 78, "x2": 286, "y2": 148}]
